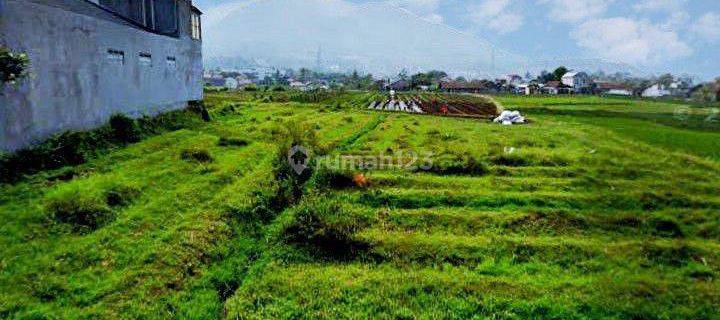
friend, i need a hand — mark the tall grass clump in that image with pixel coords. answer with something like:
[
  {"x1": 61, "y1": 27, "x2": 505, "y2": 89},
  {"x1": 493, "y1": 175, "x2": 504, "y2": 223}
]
[
  {"x1": 421, "y1": 151, "x2": 489, "y2": 176},
  {"x1": 44, "y1": 181, "x2": 139, "y2": 232},
  {"x1": 44, "y1": 187, "x2": 113, "y2": 232},
  {"x1": 109, "y1": 113, "x2": 141, "y2": 143},
  {"x1": 272, "y1": 120, "x2": 320, "y2": 204},
  {"x1": 282, "y1": 198, "x2": 375, "y2": 259},
  {"x1": 181, "y1": 148, "x2": 214, "y2": 163}
]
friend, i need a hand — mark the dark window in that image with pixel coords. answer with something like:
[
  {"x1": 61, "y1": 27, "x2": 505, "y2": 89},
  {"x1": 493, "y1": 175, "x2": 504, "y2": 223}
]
[
  {"x1": 107, "y1": 49, "x2": 125, "y2": 65},
  {"x1": 143, "y1": 0, "x2": 154, "y2": 28},
  {"x1": 153, "y1": 0, "x2": 178, "y2": 34},
  {"x1": 98, "y1": 0, "x2": 178, "y2": 36},
  {"x1": 127, "y1": 0, "x2": 145, "y2": 25},
  {"x1": 139, "y1": 52, "x2": 152, "y2": 66}
]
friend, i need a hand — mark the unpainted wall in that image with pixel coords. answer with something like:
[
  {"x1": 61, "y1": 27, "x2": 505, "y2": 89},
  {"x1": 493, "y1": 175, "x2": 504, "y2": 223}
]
[{"x1": 0, "y1": 0, "x2": 203, "y2": 151}]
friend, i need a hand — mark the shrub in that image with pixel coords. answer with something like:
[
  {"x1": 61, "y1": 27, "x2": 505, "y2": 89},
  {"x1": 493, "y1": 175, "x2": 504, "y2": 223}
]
[
  {"x1": 283, "y1": 199, "x2": 375, "y2": 258},
  {"x1": 44, "y1": 187, "x2": 114, "y2": 231},
  {"x1": 0, "y1": 47, "x2": 30, "y2": 85},
  {"x1": 105, "y1": 183, "x2": 140, "y2": 207},
  {"x1": 188, "y1": 101, "x2": 211, "y2": 122},
  {"x1": 491, "y1": 153, "x2": 530, "y2": 167},
  {"x1": 109, "y1": 113, "x2": 141, "y2": 143},
  {"x1": 243, "y1": 84, "x2": 259, "y2": 91},
  {"x1": 272, "y1": 121, "x2": 320, "y2": 204},
  {"x1": 181, "y1": 148, "x2": 213, "y2": 163},
  {"x1": 310, "y1": 166, "x2": 357, "y2": 190}
]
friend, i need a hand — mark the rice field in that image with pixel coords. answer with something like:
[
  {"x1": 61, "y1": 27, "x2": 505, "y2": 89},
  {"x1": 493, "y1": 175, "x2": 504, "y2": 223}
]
[{"x1": 1, "y1": 91, "x2": 719, "y2": 319}]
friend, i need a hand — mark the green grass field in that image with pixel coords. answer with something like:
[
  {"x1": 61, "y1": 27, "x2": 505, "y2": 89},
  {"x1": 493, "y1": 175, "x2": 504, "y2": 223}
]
[{"x1": 1, "y1": 92, "x2": 719, "y2": 319}]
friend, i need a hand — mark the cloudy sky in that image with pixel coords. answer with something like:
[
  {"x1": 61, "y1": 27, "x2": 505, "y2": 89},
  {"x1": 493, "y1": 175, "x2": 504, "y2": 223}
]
[{"x1": 194, "y1": 0, "x2": 720, "y2": 80}]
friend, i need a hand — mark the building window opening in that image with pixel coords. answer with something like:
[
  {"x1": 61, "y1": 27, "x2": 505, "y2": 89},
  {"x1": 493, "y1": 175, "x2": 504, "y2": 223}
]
[
  {"x1": 191, "y1": 12, "x2": 201, "y2": 40},
  {"x1": 107, "y1": 49, "x2": 125, "y2": 65},
  {"x1": 139, "y1": 52, "x2": 152, "y2": 66},
  {"x1": 99, "y1": 0, "x2": 178, "y2": 35}
]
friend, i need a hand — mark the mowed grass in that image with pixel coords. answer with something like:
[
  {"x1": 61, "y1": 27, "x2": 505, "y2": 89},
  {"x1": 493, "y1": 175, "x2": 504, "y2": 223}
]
[{"x1": 1, "y1": 92, "x2": 719, "y2": 319}]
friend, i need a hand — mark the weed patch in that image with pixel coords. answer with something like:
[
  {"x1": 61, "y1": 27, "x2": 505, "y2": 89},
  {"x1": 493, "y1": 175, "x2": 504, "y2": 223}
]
[
  {"x1": 181, "y1": 148, "x2": 213, "y2": 163},
  {"x1": 424, "y1": 152, "x2": 489, "y2": 176},
  {"x1": 44, "y1": 187, "x2": 114, "y2": 232},
  {"x1": 282, "y1": 198, "x2": 375, "y2": 260},
  {"x1": 109, "y1": 113, "x2": 141, "y2": 143},
  {"x1": 105, "y1": 183, "x2": 140, "y2": 207}
]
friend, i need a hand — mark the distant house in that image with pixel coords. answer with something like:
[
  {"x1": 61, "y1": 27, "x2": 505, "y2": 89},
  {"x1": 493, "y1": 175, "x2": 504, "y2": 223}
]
[
  {"x1": 541, "y1": 81, "x2": 572, "y2": 95},
  {"x1": 668, "y1": 80, "x2": 692, "y2": 97},
  {"x1": 388, "y1": 80, "x2": 410, "y2": 91},
  {"x1": 596, "y1": 82, "x2": 632, "y2": 96},
  {"x1": 642, "y1": 84, "x2": 672, "y2": 98},
  {"x1": 516, "y1": 83, "x2": 539, "y2": 95},
  {"x1": 561, "y1": 72, "x2": 591, "y2": 93}
]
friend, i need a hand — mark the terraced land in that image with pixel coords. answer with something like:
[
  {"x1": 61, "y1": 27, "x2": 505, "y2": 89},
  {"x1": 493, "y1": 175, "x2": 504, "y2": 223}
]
[{"x1": 1, "y1": 92, "x2": 719, "y2": 319}]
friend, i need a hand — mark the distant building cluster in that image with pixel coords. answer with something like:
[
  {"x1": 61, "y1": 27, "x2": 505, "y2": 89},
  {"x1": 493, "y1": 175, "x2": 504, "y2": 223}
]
[
  {"x1": 203, "y1": 65, "x2": 702, "y2": 101},
  {"x1": 203, "y1": 67, "x2": 333, "y2": 91},
  {"x1": 437, "y1": 71, "x2": 694, "y2": 99}
]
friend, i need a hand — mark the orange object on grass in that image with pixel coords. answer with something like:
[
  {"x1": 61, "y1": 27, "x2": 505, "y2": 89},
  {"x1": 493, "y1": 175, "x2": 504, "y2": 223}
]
[{"x1": 353, "y1": 173, "x2": 369, "y2": 188}]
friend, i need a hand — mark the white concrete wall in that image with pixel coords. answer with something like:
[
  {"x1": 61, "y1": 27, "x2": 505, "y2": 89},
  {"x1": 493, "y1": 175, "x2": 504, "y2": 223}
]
[{"x1": 0, "y1": 0, "x2": 203, "y2": 151}]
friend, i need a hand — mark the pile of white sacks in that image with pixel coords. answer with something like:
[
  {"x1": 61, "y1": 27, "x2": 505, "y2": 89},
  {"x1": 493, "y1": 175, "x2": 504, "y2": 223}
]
[{"x1": 493, "y1": 110, "x2": 526, "y2": 125}]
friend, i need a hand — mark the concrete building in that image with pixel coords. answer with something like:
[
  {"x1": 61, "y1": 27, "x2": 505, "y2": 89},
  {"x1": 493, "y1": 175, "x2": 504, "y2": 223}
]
[
  {"x1": 596, "y1": 82, "x2": 632, "y2": 96},
  {"x1": 0, "y1": 0, "x2": 203, "y2": 151},
  {"x1": 561, "y1": 72, "x2": 591, "y2": 93},
  {"x1": 642, "y1": 84, "x2": 671, "y2": 98}
]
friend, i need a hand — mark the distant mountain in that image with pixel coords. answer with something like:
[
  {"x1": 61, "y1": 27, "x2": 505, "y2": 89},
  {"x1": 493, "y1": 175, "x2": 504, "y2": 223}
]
[{"x1": 202, "y1": 0, "x2": 645, "y2": 77}]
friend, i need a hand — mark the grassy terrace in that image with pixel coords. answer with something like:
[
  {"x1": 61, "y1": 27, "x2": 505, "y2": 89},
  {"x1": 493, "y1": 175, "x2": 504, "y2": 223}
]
[{"x1": 1, "y1": 92, "x2": 719, "y2": 319}]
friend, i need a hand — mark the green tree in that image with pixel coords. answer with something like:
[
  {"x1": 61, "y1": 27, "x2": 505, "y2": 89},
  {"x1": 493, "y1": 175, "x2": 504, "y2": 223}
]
[
  {"x1": 657, "y1": 73, "x2": 674, "y2": 87},
  {"x1": 553, "y1": 67, "x2": 569, "y2": 82},
  {"x1": 398, "y1": 69, "x2": 408, "y2": 81},
  {"x1": 537, "y1": 71, "x2": 555, "y2": 83}
]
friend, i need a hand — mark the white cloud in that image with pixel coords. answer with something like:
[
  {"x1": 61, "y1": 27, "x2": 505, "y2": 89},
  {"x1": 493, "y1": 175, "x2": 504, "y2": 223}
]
[
  {"x1": 692, "y1": 12, "x2": 720, "y2": 42},
  {"x1": 539, "y1": 0, "x2": 613, "y2": 23},
  {"x1": 390, "y1": 0, "x2": 443, "y2": 22},
  {"x1": 468, "y1": 0, "x2": 524, "y2": 34},
  {"x1": 390, "y1": 0, "x2": 441, "y2": 13},
  {"x1": 661, "y1": 11, "x2": 690, "y2": 31},
  {"x1": 423, "y1": 13, "x2": 444, "y2": 24},
  {"x1": 633, "y1": 0, "x2": 687, "y2": 12},
  {"x1": 570, "y1": 17, "x2": 692, "y2": 65}
]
